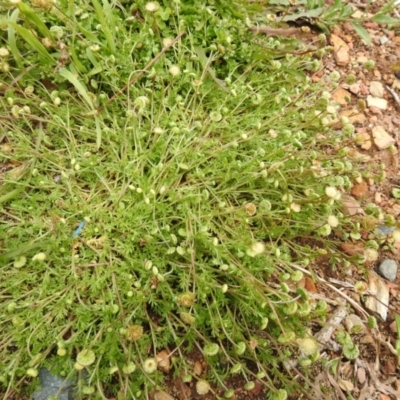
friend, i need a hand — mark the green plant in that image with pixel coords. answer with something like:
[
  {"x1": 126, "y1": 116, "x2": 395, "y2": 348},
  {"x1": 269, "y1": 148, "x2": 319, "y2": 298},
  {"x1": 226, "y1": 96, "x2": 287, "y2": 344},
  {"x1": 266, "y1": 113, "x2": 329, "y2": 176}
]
[
  {"x1": 0, "y1": 0, "x2": 357, "y2": 398},
  {"x1": 395, "y1": 315, "x2": 400, "y2": 357},
  {"x1": 266, "y1": 0, "x2": 400, "y2": 45}
]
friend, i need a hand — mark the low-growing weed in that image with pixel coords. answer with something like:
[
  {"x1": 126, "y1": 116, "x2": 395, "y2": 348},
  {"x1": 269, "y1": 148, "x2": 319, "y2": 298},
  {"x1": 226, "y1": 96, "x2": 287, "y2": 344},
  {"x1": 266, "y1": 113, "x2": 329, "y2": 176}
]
[{"x1": 0, "y1": 0, "x2": 360, "y2": 398}]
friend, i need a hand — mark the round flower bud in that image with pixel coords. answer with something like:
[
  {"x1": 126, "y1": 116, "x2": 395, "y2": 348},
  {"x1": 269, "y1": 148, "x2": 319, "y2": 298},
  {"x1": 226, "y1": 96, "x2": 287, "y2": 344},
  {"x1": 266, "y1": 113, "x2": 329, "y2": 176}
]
[
  {"x1": 0, "y1": 47, "x2": 9, "y2": 57},
  {"x1": 180, "y1": 312, "x2": 195, "y2": 325},
  {"x1": 327, "y1": 215, "x2": 339, "y2": 228},
  {"x1": 126, "y1": 325, "x2": 143, "y2": 342},
  {"x1": 246, "y1": 242, "x2": 265, "y2": 257},
  {"x1": 178, "y1": 292, "x2": 195, "y2": 307},
  {"x1": 235, "y1": 342, "x2": 246, "y2": 355},
  {"x1": 196, "y1": 379, "x2": 210, "y2": 395},
  {"x1": 143, "y1": 358, "x2": 157, "y2": 373},
  {"x1": 145, "y1": 1, "x2": 160, "y2": 12},
  {"x1": 26, "y1": 368, "x2": 38, "y2": 378},
  {"x1": 244, "y1": 381, "x2": 255, "y2": 391},
  {"x1": 169, "y1": 65, "x2": 180, "y2": 76},
  {"x1": 57, "y1": 348, "x2": 67, "y2": 356},
  {"x1": 122, "y1": 362, "x2": 136, "y2": 374},
  {"x1": 76, "y1": 349, "x2": 95, "y2": 367},
  {"x1": 32, "y1": 252, "x2": 46, "y2": 261},
  {"x1": 298, "y1": 337, "x2": 319, "y2": 356},
  {"x1": 203, "y1": 343, "x2": 219, "y2": 356}
]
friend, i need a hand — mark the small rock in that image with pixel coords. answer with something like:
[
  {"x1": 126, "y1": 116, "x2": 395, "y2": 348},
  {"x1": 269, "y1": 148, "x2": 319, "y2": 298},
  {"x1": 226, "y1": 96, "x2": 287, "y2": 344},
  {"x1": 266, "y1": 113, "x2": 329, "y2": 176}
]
[
  {"x1": 341, "y1": 195, "x2": 365, "y2": 216},
  {"x1": 366, "y1": 96, "x2": 388, "y2": 110},
  {"x1": 351, "y1": 181, "x2": 368, "y2": 199},
  {"x1": 372, "y1": 126, "x2": 395, "y2": 149},
  {"x1": 375, "y1": 192, "x2": 382, "y2": 204},
  {"x1": 359, "y1": 133, "x2": 372, "y2": 150},
  {"x1": 343, "y1": 22, "x2": 354, "y2": 32},
  {"x1": 348, "y1": 82, "x2": 360, "y2": 94},
  {"x1": 33, "y1": 368, "x2": 75, "y2": 400},
  {"x1": 344, "y1": 314, "x2": 366, "y2": 333},
  {"x1": 332, "y1": 87, "x2": 351, "y2": 105},
  {"x1": 369, "y1": 106, "x2": 382, "y2": 115},
  {"x1": 388, "y1": 203, "x2": 400, "y2": 216},
  {"x1": 330, "y1": 34, "x2": 350, "y2": 66},
  {"x1": 154, "y1": 391, "x2": 174, "y2": 400},
  {"x1": 357, "y1": 55, "x2": 368, "y2": 64},
  {"x1": 370, "y1": 81, "x2": 384, "y2": 98},
  {"x1": 378, "y1": 259, "x2": 398, "y2": 282},
  {"x1": 360, "y1": 334, "x2": 374, "y2": 344},
  {"x1": 380, "y1": 35, "x2": 389, "y2": 45},
  {"x1": 393, "y1": 118, "x2": 400, "y2": 125},
  {"x1": 341, "y1": 109, "x2": 366, "y2": 125},
  {"x1": 357, "y1": 367, "x2": 366, "y2": 384},
  {"x1": 364, "y1": 21, "x2": 379, "y2": 29},
  {"x1": 193, "y1": 361, "x2": 202, "y2": 376}
]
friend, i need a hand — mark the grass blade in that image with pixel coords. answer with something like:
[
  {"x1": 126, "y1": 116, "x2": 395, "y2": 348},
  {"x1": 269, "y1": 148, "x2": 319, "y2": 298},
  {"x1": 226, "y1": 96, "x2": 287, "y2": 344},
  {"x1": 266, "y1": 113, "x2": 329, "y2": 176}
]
[
  {"x1": 350, "y1": 22, "x2": 371, "y2": 46},
  {"x1": 6, "y1": 10, "x2": 23, "y2": 68},
  {"x1": 8, "y1": 22, "x2": 54, "y2": 64},
  {"x1": 91, "y1": 0, "x2": 116, "y2": 53},
  {"x1": 17, "y1": 2, "x2": 54, "y2": 39},
  {"x1": 58, "y1": 67, "x2": 94, "y2": 110}
]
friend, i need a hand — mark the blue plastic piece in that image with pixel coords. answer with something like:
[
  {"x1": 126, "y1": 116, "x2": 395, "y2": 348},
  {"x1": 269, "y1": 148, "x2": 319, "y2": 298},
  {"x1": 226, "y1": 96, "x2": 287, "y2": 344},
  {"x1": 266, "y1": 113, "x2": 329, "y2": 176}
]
[{"x1": 72, "y1": 221, "x2": 86, "y2": 238}]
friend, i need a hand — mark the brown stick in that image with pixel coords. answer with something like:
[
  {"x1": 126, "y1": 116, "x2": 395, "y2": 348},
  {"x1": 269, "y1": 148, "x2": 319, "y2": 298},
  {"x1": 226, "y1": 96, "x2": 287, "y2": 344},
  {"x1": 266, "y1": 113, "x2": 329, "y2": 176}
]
[{"x1": 104, "y1": 31, "x2": 186, "y2": 108}]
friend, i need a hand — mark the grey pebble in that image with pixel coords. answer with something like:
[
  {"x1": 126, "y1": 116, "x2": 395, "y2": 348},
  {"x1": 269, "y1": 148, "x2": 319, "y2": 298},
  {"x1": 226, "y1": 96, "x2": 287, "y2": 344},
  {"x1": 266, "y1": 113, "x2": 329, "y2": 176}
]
[
  {"x1": 33, "y1": 368, "x2": 75, "y2": 400},
  {"x1": 375, "y1": 225, "x2": 395, "y2": 235},
  {"x1": 378, "y1": 259, "x2": 398, "y2": 282}
]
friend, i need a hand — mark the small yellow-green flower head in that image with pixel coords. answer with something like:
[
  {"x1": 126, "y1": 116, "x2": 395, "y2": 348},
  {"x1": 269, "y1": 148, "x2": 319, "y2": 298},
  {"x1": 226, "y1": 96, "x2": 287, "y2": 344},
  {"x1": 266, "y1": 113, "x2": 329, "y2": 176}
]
[
  {"x1": 26, "y1": 368, "x2": 39, "y2": 378},
  {"x1": 126, "y1": 325, "x2": 143, "y2": 342},
  {"x1": 325, "y1": 186, "x2": 338, "y2": 199},
  {"x1": 329, "y1": 70, "x2": 340, "y2": 82},
  {"x1": 180, "y1": 312, "x2": 195, "y2": 326},
  {"x1": 57, "y1": 348, "x2": 67, "y2": 356},
  {"x1": 246, "y1": 241, "x2": 265, "y2": 257},
  {"x1": 196, "y1": 379, "x2": 210, "y2": 395},
  {"x1": 145, "y1": 1, "x2": 160, "y2": 12},
  {"x1": 298, "y1": 337, "x2": 319, "y2": 356},
  {"x1": 235, "y1": 341, "x2": 246, "y2": 355},
  {"x1": 290, "y1": 270, "x2": 303, "y2": 282},
  {"x1": 169, "y1": 65, "x2": 180, "y2": 76},
  {"x1": 133, "y1": 96, "x2": 149, "y2": 112},
  {"x1": 32, "y1": 252, "x2": 46, "y2": 262},
  {"x1": 327, "y1": 215, "x2": 339, "y2": 228},
  {"x1": 278, "y1": 331, "x2": 296, "y2": 344},
  {"x1": 0, "y1": 47, "x2": 9, "y2": 57},
  {"x1": 244, "y1": 381, "x2": 255, "y2": 391},
  {"x1": 76, "y1": 349, "x2": 95, "y2": 367},
  {"x1": 230, "y1": 363, "x2": 242, "y2": 374},
  {"x1": 203, "y1": 343, "x2": 219, "y2": 356},
  {"x1": 50, "y1": 26, "x2": 64, "y2": 39},
  {"x1": 143, "y1": 358, "x2": 157, "y2": 373},
  {"x1": 318, "y1": 224, "x2": 331, "y2": 237},
  {"x1": 122, "y1": 362, "x2": 136, "y2": 374},
  {"x1": 177, "y1": 292, "x2": 195, "y2": 307}
]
